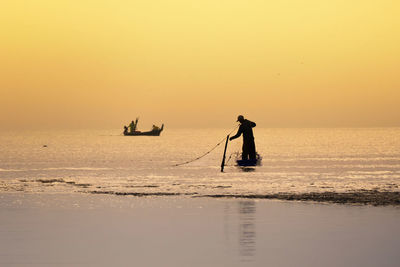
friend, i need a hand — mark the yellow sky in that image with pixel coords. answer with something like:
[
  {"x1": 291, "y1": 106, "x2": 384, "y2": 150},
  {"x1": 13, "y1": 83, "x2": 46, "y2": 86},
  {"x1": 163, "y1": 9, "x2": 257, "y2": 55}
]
[{"x1": 1, "y1": 0, "x2": 399, "y2": 129}]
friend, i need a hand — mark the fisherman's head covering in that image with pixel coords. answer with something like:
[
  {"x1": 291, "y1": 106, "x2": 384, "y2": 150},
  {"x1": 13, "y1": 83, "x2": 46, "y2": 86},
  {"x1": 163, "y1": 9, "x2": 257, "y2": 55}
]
[{"x1": 237, "y1": 115, "x2": 244, "y2": 122}]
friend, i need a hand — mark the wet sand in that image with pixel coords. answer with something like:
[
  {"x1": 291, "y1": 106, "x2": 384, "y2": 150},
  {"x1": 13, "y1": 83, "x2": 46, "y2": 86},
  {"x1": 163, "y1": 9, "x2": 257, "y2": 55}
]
[
  {"x1": 202, "y1": 190, "x2": 400, "y2": 206},
  {"x1": 1, "y1": 193, "x2": 400, "y2": 266},
  {"x1": 88, "y1": 189, "x2": 400, "y2": 206}
]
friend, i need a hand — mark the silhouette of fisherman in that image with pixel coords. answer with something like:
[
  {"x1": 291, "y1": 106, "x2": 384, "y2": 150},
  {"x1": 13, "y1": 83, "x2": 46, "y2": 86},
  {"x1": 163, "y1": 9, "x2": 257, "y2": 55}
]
[
  {"x1": 230, "y1": 115, "x2": 257, "y2": 160},
  {"x1": 129, "y1": 120, "x2": 135, "y2": 133}
]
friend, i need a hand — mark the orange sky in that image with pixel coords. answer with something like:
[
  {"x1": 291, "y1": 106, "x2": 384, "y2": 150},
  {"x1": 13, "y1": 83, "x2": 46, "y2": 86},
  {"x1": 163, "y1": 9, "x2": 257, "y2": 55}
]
[{"x1": 1, "y1": 0, "x2": 399, "y2": 129}]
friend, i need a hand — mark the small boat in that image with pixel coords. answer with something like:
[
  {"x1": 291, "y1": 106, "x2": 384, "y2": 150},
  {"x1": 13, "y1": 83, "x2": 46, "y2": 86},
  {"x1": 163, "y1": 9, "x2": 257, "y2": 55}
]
[
  {"x1": 124, "y1": 124, "x2": 164, "y2": 136},
  {"x1": 123, "y1": 118, "x2": 164, "y2": 136},
  {"x1": 236, "y1": 153, "x2": 262, "y2": 167}
]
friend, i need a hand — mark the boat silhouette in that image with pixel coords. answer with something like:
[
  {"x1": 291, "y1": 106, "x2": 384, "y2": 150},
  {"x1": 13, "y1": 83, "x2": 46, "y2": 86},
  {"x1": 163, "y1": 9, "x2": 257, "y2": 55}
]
[{"x1": 123, "y1": 118, "x2": 164, "y2": 136}]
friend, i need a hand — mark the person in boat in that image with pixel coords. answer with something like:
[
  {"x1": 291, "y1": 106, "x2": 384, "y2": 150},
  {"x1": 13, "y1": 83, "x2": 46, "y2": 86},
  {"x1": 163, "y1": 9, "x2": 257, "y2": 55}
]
[
  {"x1": 229, "y1": 115, "x2": 256, "y2": 161},
  {"x1": 123, "y1": 125, "x2": 128, "y2": 135},
  {"x1": 152, "y1": 125, "x2": 160, "y2": 131},
  {"x1": 129, "y1": 120, "x2": 136, "y2": 133}
]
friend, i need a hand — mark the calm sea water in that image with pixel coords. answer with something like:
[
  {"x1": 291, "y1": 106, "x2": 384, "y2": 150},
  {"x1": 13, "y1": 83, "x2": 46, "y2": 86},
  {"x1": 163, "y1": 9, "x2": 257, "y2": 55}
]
[{"x1": 1, "y1": 128, "x2": 400, "y2": 196}]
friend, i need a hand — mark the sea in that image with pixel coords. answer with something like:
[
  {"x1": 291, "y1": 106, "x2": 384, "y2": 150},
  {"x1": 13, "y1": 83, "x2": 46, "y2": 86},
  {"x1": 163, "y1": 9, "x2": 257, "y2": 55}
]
[{"x1": 1, "y1": 128, "x2": 400, "y2": 196}]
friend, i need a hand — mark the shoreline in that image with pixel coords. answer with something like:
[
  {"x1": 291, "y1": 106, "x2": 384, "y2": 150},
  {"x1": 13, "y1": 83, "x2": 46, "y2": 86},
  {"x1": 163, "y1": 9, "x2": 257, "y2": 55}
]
[{"x1": 87, "y1": 189, "x2": 400, "y2": 206}]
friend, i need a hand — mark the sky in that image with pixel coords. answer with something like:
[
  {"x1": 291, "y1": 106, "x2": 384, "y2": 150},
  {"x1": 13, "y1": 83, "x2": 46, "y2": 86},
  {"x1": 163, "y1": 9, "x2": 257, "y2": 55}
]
[{"x1": 1, "y1": 0, "x2": 399, "y2": 130}]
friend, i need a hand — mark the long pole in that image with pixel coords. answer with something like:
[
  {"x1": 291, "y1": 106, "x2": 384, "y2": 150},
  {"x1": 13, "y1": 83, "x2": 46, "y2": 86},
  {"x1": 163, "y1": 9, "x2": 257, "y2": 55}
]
[{"x1": 221, "y1": 134, "x2": 229, "y2": 172}]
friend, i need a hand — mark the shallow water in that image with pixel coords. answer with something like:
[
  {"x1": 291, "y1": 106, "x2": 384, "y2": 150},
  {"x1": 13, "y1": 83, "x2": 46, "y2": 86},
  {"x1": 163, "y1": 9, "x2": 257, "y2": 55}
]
[
  {"x1": 1, "y1": 194, "x2": 399, "y2": 267},
  {"x1": 1, "y1": 128, "x2": 400, "y2": 196}
]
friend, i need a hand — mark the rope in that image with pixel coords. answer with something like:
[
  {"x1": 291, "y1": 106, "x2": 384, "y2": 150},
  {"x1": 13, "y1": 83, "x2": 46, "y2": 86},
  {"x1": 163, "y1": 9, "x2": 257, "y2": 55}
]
[
  {"x1": 225, "y1": 152, "x2": 240, "y2": 166},
  {"x1": 173, "y1": 125, "x2": 239, "y2": 167}
]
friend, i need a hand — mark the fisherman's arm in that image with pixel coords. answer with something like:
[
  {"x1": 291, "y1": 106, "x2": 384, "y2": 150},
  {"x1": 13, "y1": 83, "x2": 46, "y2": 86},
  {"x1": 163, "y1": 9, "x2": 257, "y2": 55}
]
[
  {"x1": 229, "y1": 127, "x2": 243, "y2": 141},
  {"x1": 250, "y1": 121, "x2": 256, "y2": 128}
]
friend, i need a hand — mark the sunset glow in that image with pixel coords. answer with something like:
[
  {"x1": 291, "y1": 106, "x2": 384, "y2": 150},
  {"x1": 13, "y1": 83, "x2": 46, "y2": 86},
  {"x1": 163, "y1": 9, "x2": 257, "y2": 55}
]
[{"x1": 1, "y1": 0, "x2": 399, "y2": 129}]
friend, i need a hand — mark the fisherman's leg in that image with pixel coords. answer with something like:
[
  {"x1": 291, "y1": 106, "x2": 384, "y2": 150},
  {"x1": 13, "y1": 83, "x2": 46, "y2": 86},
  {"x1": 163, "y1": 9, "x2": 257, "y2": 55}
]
[
  {"x1": 242, "y1": 143, "x2": 250, "y2": 160},
  {"x1": 249, "y1": 141, "x2": 256, "y2": 160}
]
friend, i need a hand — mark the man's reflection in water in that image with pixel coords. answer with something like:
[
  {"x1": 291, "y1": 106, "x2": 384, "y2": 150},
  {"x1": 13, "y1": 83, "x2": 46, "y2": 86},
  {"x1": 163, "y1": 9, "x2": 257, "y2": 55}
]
[{"x1": 238, "y1": 201, "x2": 256, "y2": 261}]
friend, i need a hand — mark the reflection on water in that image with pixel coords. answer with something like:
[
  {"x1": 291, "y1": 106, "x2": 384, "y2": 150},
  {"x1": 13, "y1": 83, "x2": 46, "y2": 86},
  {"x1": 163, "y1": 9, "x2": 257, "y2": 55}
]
[
  {"x1": 1, "y1": 128, "x2": 400, "y2": 195},
  {"x1": 224, "y1": 201, "x2": 257, "y2": 263},
  {"x1": 238, "y1": 201, "x2": 256, "y2": 262},
  {"x1": 240, "y1": 167, "x2": 256, "y2": 172}
]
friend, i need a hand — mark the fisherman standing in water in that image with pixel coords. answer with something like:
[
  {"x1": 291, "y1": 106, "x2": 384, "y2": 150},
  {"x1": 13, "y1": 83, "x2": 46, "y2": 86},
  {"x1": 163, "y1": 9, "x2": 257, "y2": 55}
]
[{"x1": 230, "y1": 115, "x2": 257, "y2": 160}]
